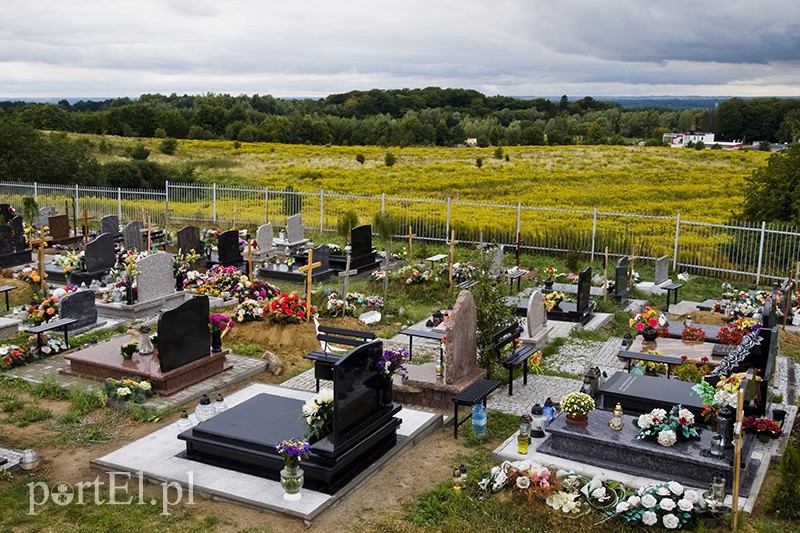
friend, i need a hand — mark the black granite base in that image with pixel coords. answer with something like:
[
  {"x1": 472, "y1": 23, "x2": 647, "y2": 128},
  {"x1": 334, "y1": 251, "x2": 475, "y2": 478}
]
[
  {"x1": 44, "y1": 264, "x2": 110, "y2": 285},
  {"x1": 547, "y1": 301, "x2": 596, "y2": 325},
  {"x1": 258, "y1": 264, "x2": 334, "y2": 283},
  {"x1": 178, "y1": 392, "x2": 401, "y2": 493},
  {"x1": 537, "y1": 409, "x2": 759, "y2": 496},
  {"x1": 598, "y1": 372, "x2": 707, "y2": 417},
  {"x1": 0, "y1": 250, "x2": 32, "y2": 268}
]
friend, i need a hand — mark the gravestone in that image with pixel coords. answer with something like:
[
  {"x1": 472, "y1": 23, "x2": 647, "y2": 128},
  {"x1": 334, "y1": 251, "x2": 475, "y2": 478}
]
[
  {"x1": 136, "y1": 252, "x2": 175, "y2": 303},
  {"x1": 350, "y1": 224, "x2": 372, "y2": 258},
  {"x1": 123, "y1": 220, "x2": 144, "y2": 251},
  {"x1": 489, "y1": 246, "x2": 504, "y2": 277},
  {"x1": 526, "y1": 289, "x2": 548, "y2": 340},
  {"x1": 100, "y1": 215, "x2": 120, "y2": 237},
  {"x1": 614, "y1": 256, "x2": 630, "y2": 300},
  {"x1": 0, "y1": 226, "x2": 13, "y2": 255},
  {"x1": 177, "y1": 226, "x2": 201, "y2": 255},
  {"x1": 157, "y1": 295, "x2": 212, "y2": 373},
  {"x1": 443, "y1": 290, "x2": 478, "y2": 386},
  {"x1": 547, "y1": 266, "x2": 595, "y2": 324},
  {"x1": 0, "y1": 220, "x2": 30, "y2": 268},
  {"x1": 84, "y1": 233, "x2": 116, "y2": 273},
  {"x1": 654, "y1": 255, "x2": 670, "y2": 286},
  {"x1": 0, "y1": 204, "x2": 13, "y2": 224},
  {"x1": 255, "y1": 223, "x2": 273, "y2": 258},
  {"x1": 59, "y1": 289, "x2": 98, "y2": 331},
  {"x1": 286, "y1": 213, "x2": 305, "y2": 244},
  {"x1": 48, "y1": 214, "x2": 72, "y2": 240},
  {"x1": 37, "y1": 206, "x2": 57, "y2": 227},
  {"x1": 8, "y1": 216, "x2": 25, "y2": 251},
  {"x1": 577, "y1": 266, "x2": 593, "y2": 312},
  {"x1": 216, "y1": 230, "x2": 242, "y2": 267}
]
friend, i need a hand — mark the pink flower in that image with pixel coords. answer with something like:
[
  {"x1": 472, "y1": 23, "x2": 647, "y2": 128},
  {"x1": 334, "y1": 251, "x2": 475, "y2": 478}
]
[{"x1": 636, "y1": 322, "x2": 645, "y2": 332}]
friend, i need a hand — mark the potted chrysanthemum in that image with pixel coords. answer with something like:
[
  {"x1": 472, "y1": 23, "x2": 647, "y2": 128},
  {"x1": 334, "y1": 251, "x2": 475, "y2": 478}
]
[{"x1": 560, "y1": 392, "x2": 595, "y2": 424}]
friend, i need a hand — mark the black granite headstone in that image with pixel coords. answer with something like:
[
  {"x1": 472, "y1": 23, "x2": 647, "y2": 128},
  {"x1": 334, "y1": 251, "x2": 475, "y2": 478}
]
[
  {"x1": 84, "y1": 233, "x2": 116, "y2": 272},
  {"x1": 177, "y1": 226, "x2": 201, "y2": 255},
  {"x1": 614, "y1": 257, "x2": 630, "y2": 299},
  {"x1": 312, "y1": 244, "x2": 331, "y2": 271},
  {"x1": 333, "y1": 340, "x2": 383, "y2": 443},
  {"x1": 100, "y1": 215, "x2": 120, "y2": 236},
  {"x1": 350, "y1": 225, "x2": 373, "y2": 258},
  {"x1": 599, "y1": 372, "x2": 706, "y2": 415},
  {"x1": 157, "y1": 295, "x2": 211, "y2": 373},
  {"x1": 0, "y1": 204, "x2": 14, "y2": 224},
  {"x1": 217, "y1": 230, "x2": 242, "y2": 266},
  {"x1": 123, "y1": 221, "x2": 144, "y2": 251},
  {"x1": 0, "y1": 226, "x2": 13, "y2": 255},
  {"x1": 8, "y1": 215, "x2": 25, "y2": 251},
  {"x1": 577, "y1": 266, "x2": 592, "y2": 312},
  {"x1": 59, "y1": 290, "x2": 97, "y2": 330}
]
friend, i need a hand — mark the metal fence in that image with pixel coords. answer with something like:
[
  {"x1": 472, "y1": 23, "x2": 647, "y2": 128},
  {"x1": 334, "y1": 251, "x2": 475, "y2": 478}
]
[{"x1": 2, "y1": 180, "x2": 798, "y2": 284}]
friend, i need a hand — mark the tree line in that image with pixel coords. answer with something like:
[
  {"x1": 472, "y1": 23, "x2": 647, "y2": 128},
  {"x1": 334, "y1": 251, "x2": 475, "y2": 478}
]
[{"x1": 1, "y1": 89, "x2": 798, "y2": 147}]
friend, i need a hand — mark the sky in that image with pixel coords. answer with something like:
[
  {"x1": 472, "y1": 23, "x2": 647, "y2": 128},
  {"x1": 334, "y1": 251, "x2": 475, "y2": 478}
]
[{"x1": 1, "y1": 0, "x2": 799, "y2": 100}]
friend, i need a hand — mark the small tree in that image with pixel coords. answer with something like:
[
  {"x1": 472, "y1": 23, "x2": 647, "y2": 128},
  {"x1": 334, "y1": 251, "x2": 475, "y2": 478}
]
[
  {"x1": 129, "y1": 143, "x2": 150, "y2": 160},
  {"x1": 767, "y1": 441, "x2": 800, "y2": 519},
  {"x1": 694, "y1": 140, "x2": 705, "y2": 150},
  {"x1": 471, "y1": 248, "x2": 514, "y2": 374},
  {"x1": 493, "y1": 146, "x2": 503, "y2": 159},
  {"x1": 356, "y1": 153, "x2": 365, "y2": 164},
  {"x1": 384, "y1": 152, "x2": 396, "y2": 167},
  {"x1": 372, "y1": 211, "x2": 395, "y2": 252},
  {"x1": 22, "y1": 196, "x2": 38, "y2": 227},
  {"x1": 475, "y1": 157, "x2": 483, "y2": 169},
  {"x1": 336, "y1": 211, "x2": 359, "y2": 242},
  {"x1": 159, "y1": 138, "x2": 178, "y2": 155}
]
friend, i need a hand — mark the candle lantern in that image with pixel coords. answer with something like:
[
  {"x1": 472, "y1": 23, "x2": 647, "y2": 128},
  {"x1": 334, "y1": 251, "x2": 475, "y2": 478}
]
[
  {"x1": 543, "y1": 397, "x2": 556, "y2": 426},
  {"x1": 195, "y1": 394, "x2": 215, "y2": 422},
  {"x1": 530, "y1": 404, "x2": 546, "y2": 438},
  {"x1": 518, "y1": 414, "x2": 532, "y2": 454},
  {"x1": 608, "y1": 403, "x2": 625, "y2": 431}
]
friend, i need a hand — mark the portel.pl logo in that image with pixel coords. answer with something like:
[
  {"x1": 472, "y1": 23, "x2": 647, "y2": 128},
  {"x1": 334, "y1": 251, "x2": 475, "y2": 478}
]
[{"x1": 28, "y1": 471, "x2": 194, "y2": 516}]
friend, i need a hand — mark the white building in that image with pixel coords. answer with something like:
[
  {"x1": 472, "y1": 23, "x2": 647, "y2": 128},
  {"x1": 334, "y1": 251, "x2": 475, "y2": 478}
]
[{"x1": 664, "y1": 131, "x2": 742, "y2": 150}]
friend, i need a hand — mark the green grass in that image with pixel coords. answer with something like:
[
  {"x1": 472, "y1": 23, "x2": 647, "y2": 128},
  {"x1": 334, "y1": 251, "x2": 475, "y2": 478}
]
[
  {"x1": 30, "y1": 377, "x2": 69, "y2": 400},
  {"x1": 6, "y1": 405, "x2": 52, "y2": 427},
  {"x1": 229, "y1": 343, "x2": 264, "y2": 357}
]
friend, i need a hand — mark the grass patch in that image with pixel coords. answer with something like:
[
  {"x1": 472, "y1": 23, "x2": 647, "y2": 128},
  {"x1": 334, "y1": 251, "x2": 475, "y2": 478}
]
[
  {"x1": 30, "y1": 377, "x2": 69, "y2": 401},
  {"x1": 464, "y1": 409, "x2": 519, "y2": 449},
  {"x1": 69, "y1": 326, "x2": 126, "y2": 348},
  {"x1": 44, "y1": 410, "x2": 128, "y2": 447},
  {"x1": 7, "y1": 405, "x2": 52, "y2": 427},
  {"x1": 1, "y1": 398, "x2": 25, "y2": 412},
  {"x1": 540, "y1": 336, "x2": 566, "y2": 358},
  {"x1": 229, "y1": 343, "x2": 264, "y2": 357}
]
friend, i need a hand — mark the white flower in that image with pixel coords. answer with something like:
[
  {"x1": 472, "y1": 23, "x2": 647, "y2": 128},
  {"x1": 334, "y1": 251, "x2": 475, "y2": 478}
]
[
  {"x1": 139, "y1": 381, "x2": 151, "y2": 391},
  {"x1": 714, "y1": 390, "x2": 738, "y2": 408},
  {"x1": 0, "y1": 347, "x2": 8, "y2": 356},
  {"x1": 678, "y1": 498, "x2": 693, "y2": 512},
  {"x1": 641, "y1": 494, "x2": 657, "y2": 508},
  {"x1": 662, "y1": 513, "x2": 680, "y2": 529},
  {"x1": 302, "y1": 398, "x2": 320, "y2": 417},
  {"x1": 116, "y1": 387, "x2": 131, "y2": 397},
  {"x1": 668, "y1": 481, "x2": 684, "y2": 496},
  {"x1": 627, "y1": 495, "x2": 641, "y2": 507},
  {"x1": 660, "y1": 498, "x2": 676, "y2": 511},
  {"x1": 638, "y1": 414, "x2": 653, "y2": 428},
  {"x1": 516, "y1": 476, "x2": 531, "y2": 489},
  {"x1": 657, "y1": 429, "x2": 677, "y2": 447},
  {"x1": 657, "y1": 486, "x2": 671, "y2": 496},
  {"x1": 41, "y1": 346, "x2": 51, "y2": 354},
  {"x1": 615, "y1": 501, "x2": 630, "y2": 513},
  {"x1": 678, "y1": 409, "x2": 694, "y2": 426},
  {"x1": 683, "y1": 489, "x2": 701, "y2": 504},
  {"x1": 318, "y1": 388, "x2": 334, "y2": 404},
  {"x1": 651, "y1": 408, "x2": 667, "y2": 421},
  {"x1": 641, "y1": 510, "x2": 658, "y2": 525},
  {"x1": 591, "y1": 487, "x2": 607, "y2": 500}
]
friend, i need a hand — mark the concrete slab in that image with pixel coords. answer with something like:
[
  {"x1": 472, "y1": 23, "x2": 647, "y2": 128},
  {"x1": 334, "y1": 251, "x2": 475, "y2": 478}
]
[{"x1": 92, "y1": 383, "x2": 442, "y2": 523}]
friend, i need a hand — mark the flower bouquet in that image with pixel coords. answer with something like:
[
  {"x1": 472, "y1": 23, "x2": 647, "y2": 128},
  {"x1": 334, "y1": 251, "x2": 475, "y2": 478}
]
[
  {"x1": 120, "y1": 341, "x2": 139, "y2": 360},
  {"x1": 263, "y1": 292, "x2": 315, "y2": 324},
  {"x1": 0, "y1": 344, "x2": 31, "y2": 370},
  {"x1": 544, "y1": 291, "x2": 566, "y2": 311},
  {"x1": 636, "y1": 405, "x2": 699, "y2": 447},
  {"x1": 275, "y1": 438, "x2": 311, "y2": 468},
  {"x1": 208, "y1": 313, "x2": 235, "y2": 333},
  {"x1": 232, "y1": 299, "x2": 263, "y2": 323},
  {"x1": 681, "y1": 325, "x2": 706, "y2": 343},
  {"x1": 561, "y1": 392, "x2": 595, "y2": 422},
  {"x1": 104, "y1": 376, "x2": 153, "y2": 403},
  {"x1": 743, "y1": 416, "x2": 781, "y2": 440},
  {"x1": 374, "y1": 346, "x2": 410, "y2": 380},
  {"x1": 325, "y1": 295, "x2": 356, "y2": 318},
  {"x1": 541, "y1": 266, "x2": 562, "y2": 282},
  {"x1": 629, "y1": 306, "x2": 667, "y2": 334},
  {"x1": 25, "y1": 296, "x2": 59, "y2": 326},
  {"x1": 303, "y1": 388, "x2": 334, "y2": 442},
  {"x1": 614, "y1": 481, "x2": 724, "y2": 529}
]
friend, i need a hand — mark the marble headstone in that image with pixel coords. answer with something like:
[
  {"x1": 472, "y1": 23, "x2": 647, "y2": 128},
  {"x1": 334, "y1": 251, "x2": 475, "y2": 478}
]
[
  {"x1": 123, "y1": 220, "x2": 144, "y2": 251},
  {"x1": 136, "y1": 252, "x2": 175, "y2": 303},
  {"x1": 100, "y1": 215, "x2": 120, "y2": 236},
  {"x1": 489, "y1": 246, "x2": 504, "y2": 277},
  {"x1": 217, "y1": 230, "x2": 242, "y2": 266},
  {"x1": 444, "y1": 290, "x2": 478, "y2": 385},
  {"x1": 49, "y1": 214, "x2": 71, "y2": 240},
  {"x1": 84, "y1": 233, "x2": 116, "y2": 272},
  {"x1": 526, "y1": 289, "x2": 547, "y2": 337},
  {"x1": 654, "y1": 255, "x2": 670, "y2": 286},
  {"x1": 177, "y1": 226, "x2": 201, "y2": 255},
  {"x1": 157, "y1": 295, "x2": 212, "y2": 373},
  {"x1": 37, "y1": 206, "x2": 57, "y2": 227},
  {"x1": 255, "y1": 223, "x2": 273, "y2": 256},
  {"x1": 59, "y1": 289, "x2": 97, "y2": 330},
  {"x1": 350, "y1": 225, "x2": 372, "y2": 258},
  {"x1": 286, "y1": 213, "x2": 304, "y2": 244}
]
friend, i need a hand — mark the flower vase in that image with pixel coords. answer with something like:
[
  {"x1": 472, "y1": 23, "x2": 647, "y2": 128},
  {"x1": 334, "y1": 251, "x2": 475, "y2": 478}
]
[
  {"x1": 125, "y1": 286, "x2": 135, "y2": 306},
  {"x1": 641, "y1": 327, "x2": 658, "y2": 341},
  {"x1": 757, "y1": 433, "x2": 771, "y2": 444},
  {"x1": 543, "y1": 280, "x2": 554, "y2": 291},
  {"x1": 717, "y1": 406, "x2": 734, "y2": 449},
  {"x1": 175, "y1": 272, "x2": 185, "y2": 291},
  {"x1": 211, "y1": 330, "x2": 222, "y2": 353},
  {"x1": 380, "y1": 378, "x2": 394, "y2": 406},
  {"x1": 280, "y1": 464, "x2": 304, "y2": 501},
  {"x1": 565, "y1": 414, "x2": 588, "y2": 425}
]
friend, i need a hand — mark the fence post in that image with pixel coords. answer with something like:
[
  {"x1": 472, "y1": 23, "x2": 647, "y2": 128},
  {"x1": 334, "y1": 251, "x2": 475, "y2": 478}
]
[
  {"x1": 212, "y1": 183, "x2": 217, "y2": 224},
  {"x1": 319, "y1": 189, "x2": 324, "y2": 231},
  {"x1": 265, "y1": 187, "x2": 269, "y2": 223},
  {"x1": 446, "y1": 197, "x2": 451, "y2": 238},
  {"x1": 516, "y1": 202, "x2": 522, "y2": 238},
  {"x1": 117, "y1": 188, "x2": 122, "y2": 220},
  {"x1": 33, "y1": 182, "x2": 38, "y2": 204},
  {"x1": 74, "y1": 184, "x2": 79, "y2": 215},
  {"x1": 756, "y1": 220, "x2": 766, "y2": 285},
  {"x1": 591, "y1": 207, "x2": 598, "y2": 262},
  {"x1": 164, "y1": 181, "x2": 169, "y2": 222},
  {"x1": 673, "y1": 212, "x2": 681, "y2": 271},
  {"x1": 381, "y1": 193, "x2": 385, "y2": 214}
]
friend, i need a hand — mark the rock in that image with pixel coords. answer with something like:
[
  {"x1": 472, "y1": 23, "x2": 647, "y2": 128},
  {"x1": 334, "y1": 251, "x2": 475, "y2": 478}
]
[
  {"x1": 359, "y1": 310, "x2": 381, "y2": 325},
  {"x1": 262, "y1": 350, "x2": 282, "y2": 375}
]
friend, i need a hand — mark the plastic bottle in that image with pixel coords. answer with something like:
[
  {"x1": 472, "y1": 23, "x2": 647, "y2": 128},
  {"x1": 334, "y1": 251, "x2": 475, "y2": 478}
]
[{"x1": 472, "y1": 401, "x2": 487, "y2": 438}]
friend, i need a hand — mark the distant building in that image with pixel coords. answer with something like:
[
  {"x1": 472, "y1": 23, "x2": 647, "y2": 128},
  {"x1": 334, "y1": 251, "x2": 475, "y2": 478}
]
[
  {"x1": 664, "y1": 131, "x2": 741, "y2": 150},
  {"x1": 464, "y1": 138, "x2": 478, "y2": 147}
]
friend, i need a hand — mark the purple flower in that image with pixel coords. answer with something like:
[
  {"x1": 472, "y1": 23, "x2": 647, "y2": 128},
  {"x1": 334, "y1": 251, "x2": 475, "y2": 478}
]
[
  {"x1": 375, "y1": 347, "x2": 410, "y2": 379},
  {"x1": 276, "y1": 438, "x2": 311, "y2": 466}
]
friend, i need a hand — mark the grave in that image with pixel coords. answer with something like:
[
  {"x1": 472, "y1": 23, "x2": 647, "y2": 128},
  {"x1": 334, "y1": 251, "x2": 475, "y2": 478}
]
[
  {"x1": 519, "y1": 289, "x2": 549, "y2": 346},
  {"x1": 654, "y1": 255, "x2": 671, "y2": 286},
  {"x1": 306, "y1": 225, "x2": 380, "y2": 275},
  {"x1": 46, "y1": 233, "x2": 116, "y2": 284},
  {"x1": 0, "y1": 214, "x2": 32, "y2": 268},
  {"x1": 176, "y1": 226, "x2": 206, "y2": 269},
  {"x1": 273, "y1": 213, "x2": 308, "y2": 254},
  {"x1": 207, "y1": 229, "x2": 243, "y2": 268},
  {"x1": 178, "y1": 340, "x2": 402, "y2": 492},
  {"x1": 547, "y1": 267, "x2": 596, "y2": 324},
  {"x1": 259, "y1": 244, "x2": 334, "y2": 283},
  {"x1": 394, "y1": 290, "x2": 488, "y2": 410},
  {"x1": 123, "y1": 220, "x2": 144, "y2": 251},
  {"x1": 489, "y1": 245, "x2": 504, "y2": 277},
  {"x1": 63, "y1": 296, "x2": 231, "y2": 395},
  {"x1": 254, "y1": 222, "x2": 274, "y2": 260},
  {"x1": 612, "y1": 256, "x2": 630, "y2": 301},
  {"x1": 95, "y1": 252, "x2": 187, "y2": 320},
  {"x1": 59, "y1": 289, "x2": 106, "y2": 333},
  {"x1": 48, "y1": 214, "x2": 83, "y2": 247},
  {"x1": 100, "y1": 215, "x2": 122, "y2": 243},
  {"x1": 36, "y1": 206, "x2": 57, "y2": 228}
]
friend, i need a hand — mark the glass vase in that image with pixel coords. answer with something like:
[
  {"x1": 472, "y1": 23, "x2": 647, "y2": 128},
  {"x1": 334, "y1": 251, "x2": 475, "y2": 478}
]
[
  {"x1": 280, "y1": 464, "x2": 304, "y2": 501},
  {"x1": 211, "y1": 330, "x2": 222, "y2": 353}
]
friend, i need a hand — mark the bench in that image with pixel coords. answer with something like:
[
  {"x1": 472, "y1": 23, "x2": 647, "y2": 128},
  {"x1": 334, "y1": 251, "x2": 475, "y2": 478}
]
[
  {"x1": 25, "y1": 317, "x2": 77, "y2": 351},
  {"x1": 425, "y1": 253, "x2": 447, "y2": 269},
  {"x1": 493, "y1": 323, "x2": 538, "y2": 395},
  {"x1": 0, "y1": 285, "x2": 16, "y2": 311},
  {"x1": 457, "y1": 279, "x2": 478, "y2": 289},
  {"x1": 507, "y1": 269, "x2": 527, "y2": 293},
  {"x1": 398, "y1": 326, "x2": 444, "y2": 359},
  {"x1": 451, "y1": 378, "x2": 501, "y2": 438},
  {"x1": 617, "y1": 350, "x2": 684, "y2": 378},
  {"x1": 662, "y1": 282, "x2": 684, "y2": 307},
  {"x1": 304, "y1": 325, "x2": 376, "y2": 391}
]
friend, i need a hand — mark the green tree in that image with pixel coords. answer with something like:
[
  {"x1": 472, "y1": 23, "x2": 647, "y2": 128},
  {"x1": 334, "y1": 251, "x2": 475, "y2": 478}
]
[
  {"x1": 336, "y1": 210, "x2": 359, "y2": 241},
  {"x1": 159, "y1": 138, "x2": 178, "y2": 155},
  {"x1": 767, "y1": 441, "x2": 800, "y2": 519},
  {"x1": 475, "y1": 157, "x2": 483, "y2": 169},
  {"x1": 384, "y1": 152, "x2": 396, "y2": 167},
  {"x1": 471, "y1": 247, "x2": 514, "y2": 373},
  {"x1": 742, "y1": 144, "x2": 800, "y2": 223},
  {"x1": 493, "y1": 146, "x2": 503, "y2": 159},
  {"x1": 129, "y1": 143, "x2": 150, "y2": 160},
  {"x1": 356, "y1": 153, "x2": 365, "y2": 164}
]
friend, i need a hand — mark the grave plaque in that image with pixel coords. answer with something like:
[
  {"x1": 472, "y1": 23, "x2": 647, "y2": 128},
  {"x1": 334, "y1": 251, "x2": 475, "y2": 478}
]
[
  {"x1": 217, "y1": 230, "x2": 242, "y2": 266},
  {"x1": 444, "y1": 290, "x2": 478, "y2": 385},
  {"x1": 84, "y1": 233, "x2": 116, "y2": 273},
  {"x1": 255, "y1": 223, "x2": 273, "y2": 256},
  {"x1": 177, "y1": 226, "x2": 201, "y2": 256},
  {"x1": 59, "y1": 289, "x2": 97, "y2": 330},
  {"x1": 136, "y1": 252, "x2": 175, "y2": 303},
  {"x1": 123, "y1": 220, "x2": 144, "y2": 251},
  {"x1": 157, "y1": 295, "x2": 211, "y2": 373},
  {"x1": 654, "y1": 255, "x2": 670, "y2": 285},
  {"x1": 527, "y1": 289, "x2": 547, "y2": 337},
  {"x1": 100, "y1": 215, "x2": 120, "y2": 236}
]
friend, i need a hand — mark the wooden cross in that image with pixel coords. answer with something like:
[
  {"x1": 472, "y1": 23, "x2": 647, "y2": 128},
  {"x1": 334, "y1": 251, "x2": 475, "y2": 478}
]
[
  {"x1": 628, "y1": 244, "x2": 636, "y2": 287},
  {"x1": 81, "y1": 208, "x2": 96, "y2": 244},
  {"x1": 514, "y1": 232, "x2": 524, "y2": 267},
  {"x1": 338, "y1": 252, "x2": 357, "y2": 297},
  {"x1": 403, "y1": 225, "x2": 416, "y2": 262},
  {"x1": 247, "y1": 238, "x2": 255, "y2": 281},
  {"x1": 381, "y1": 252, "x2": 390, "y2": 303},
  {"x1": 731, "y1": 387, "x2": 745, "y2": 530},
  {"x1": 298, "y1": 248, "x2": 321, "y2": 322},
  {"x1": 29, "y1": 228, "x2": 51, "y2": 291},
  {"x1": 448, "y1": 230, "x2": 458, "y2": 288},
  {"x1": 232, "y1": 204, "x2": 237, "y2": 230}
]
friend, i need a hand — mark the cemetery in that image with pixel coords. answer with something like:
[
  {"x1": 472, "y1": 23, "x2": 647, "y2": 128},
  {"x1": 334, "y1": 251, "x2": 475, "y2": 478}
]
[{"x1": 0, "y1": 195, "x2": 798, "y2": 531}]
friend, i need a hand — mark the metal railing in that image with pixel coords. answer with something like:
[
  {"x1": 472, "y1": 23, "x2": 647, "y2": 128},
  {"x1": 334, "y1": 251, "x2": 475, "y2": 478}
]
[{"x1": 2, "y1": 180, "x2": 798, "y2": 284}]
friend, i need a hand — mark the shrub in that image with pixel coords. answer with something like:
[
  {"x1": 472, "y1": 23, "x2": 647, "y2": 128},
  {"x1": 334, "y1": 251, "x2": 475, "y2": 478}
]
[
  {"x1": 159, "y1": 137, "x2": 178, "y2": 155},
  {"x1": 384, "y1": 152, "x2": 396, "y2": 167},
  {"x1": 768, "y1": 441, "x2": 800, "y2": 519},
  {"x1": 475, "y1": 157, "x2": 483, "y2": 169},
  {"x1": 356, "y1": 153, "x2": 365, "y2": 164},
  {"x1": 694, "y1": 140, "x2": 705, "y2": 150},
  {"x1": 129, "y1": 143, "x2": 150, "y2": 160},
  {"x1": 336, "y1": 210, "x2": 359, "y2": 241},
  {"x1": 493, "y1": 146, "x2": 503, "y2": 159}
]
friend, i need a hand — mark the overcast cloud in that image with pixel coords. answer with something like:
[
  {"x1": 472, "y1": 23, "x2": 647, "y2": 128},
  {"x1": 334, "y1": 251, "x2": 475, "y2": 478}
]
[{"x1": 1, "y1": 0, "x2": 798, "y2": 99}]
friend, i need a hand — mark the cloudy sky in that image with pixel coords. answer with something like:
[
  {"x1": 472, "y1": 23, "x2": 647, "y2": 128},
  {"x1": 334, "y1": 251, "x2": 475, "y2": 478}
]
[{"x1": 1, "y1": 0, "x2": 799, "y2": 100}]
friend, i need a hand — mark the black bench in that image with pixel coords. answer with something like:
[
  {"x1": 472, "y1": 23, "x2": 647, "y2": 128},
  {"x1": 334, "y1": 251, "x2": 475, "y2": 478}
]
[
  {"x1": 25, "y1": 317, "x2": 78, "y2": 351},
  {"x1": 451, "y1": 378, "x2": 501, "y2": 438},
  {"x1": 662, "y1": 282, "x2": 684, "y2": 307},
  {"x1": 617, "y1": 350, "x2": 683, "y2": 378},
  {"x1": 507, "y1": 269, "x2": 526, "y2": 293},
  {"x1": 0, "y1": 284, "x2": 16, "y2": 311},
  {"x1": 493, "y1": 323, "x2": 538, "y2": 395},
  {"x1": 398, "y1": 326, "x2": 444, "y2": 359},
  {"x1": 304, "y1": 325, "x2": 376, "y2": 391}
]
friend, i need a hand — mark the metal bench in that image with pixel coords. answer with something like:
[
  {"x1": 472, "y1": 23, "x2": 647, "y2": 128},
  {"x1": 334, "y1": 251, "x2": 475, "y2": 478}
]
[
  {"x1": 25, "y1": 317, "x2": 77, "y2": 351},
  {"x1": 0, "y1": 285, "x2": 16, "y2": 311},
  {"x1": 662, "y1": 282, "x2": 684, "y2": 307},
  {"x1": 617, "y1": 350, "x2": 683, "y2": 378},
  {"x1": 451, "y1": 378, "x2": 501, "y2": 438},
  {"x1": 457, "y1": 279, "x2": 478, "y2": 289},
  {"x1": 304, "y1": 325, "x2": 376, "y2": 391},
  {"x1": 493, "y1": 323, "x2": 537, "y2": 395}
]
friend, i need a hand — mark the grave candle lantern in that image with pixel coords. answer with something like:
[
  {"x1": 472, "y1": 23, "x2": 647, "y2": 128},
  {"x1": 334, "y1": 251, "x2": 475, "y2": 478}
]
[{"x1": 530, "y1": 404, "x2": 546, "y2": 438}]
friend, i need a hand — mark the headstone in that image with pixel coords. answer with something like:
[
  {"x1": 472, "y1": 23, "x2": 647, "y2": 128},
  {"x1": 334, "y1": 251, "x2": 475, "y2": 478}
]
[
  {"x1": 123, "y1": 220, "x2": 144, "y2": 251},
  {"x1": 286, "y1": 213, "x2": 305, "y2": 244},
  {"x1": 654, "y1": 255, "x2": 670, "y2": 285},
  {"x1": 444, "y1": 290, "x2": 478, "y2": 385},
  {"x1": 614, "y1": 257, "x2": 630, "y2": 299},
  {"x1": 48, "y1": 214, "x2": 72, "y2": 240},
  {"x1": 0, "y1": 226, "x2": 13, "y2": 255},
  {"x1": 489, "y1": 246, "x2": 504, "y2": 277},
  {"x1": 217, "y1": 230, "x2": 242, "y2": 266},
  {"x1": 0, "y1": 204, "x2": 13, "y2": 224},
  {"x1": 526, "y1": 289, "x2": 547, "y2": 337},
  {"x1": 311, "y1": 244, "x2": 331, "y2": 271},
  {"x1": 84, "y1": 233, "x2": 116, "y2": 273},
  {"x1": 136, "y1": 252, "x2": 175, "y2": 303},
  {"x1": 332, "y1": 340, "x2": 385, "y2": 442},
  {"x1": 157, "y1": 295, "x2": 211, "y2": 373},
  {"x1": 350, "y1": 225, "x2": 372, "y2": 258},
  {"x1": 255, "y1": 223, "x2": 273, "y2": 256},
  {"x1": 577, "y1": 266, "x2": 592, "y2": 312},
  {"x1": 36, "y1": 207, "x2": 57, "y2": 227},
  {"x1": 8, "y1": 216, "x2": 25, "y2": 251},
  {"x1": 177, "y1": 226, "x2": 201, "y2": 256},
  {"x1": 100, "y1": 215, "x2": 120, "y2": 236},
  {"x1": 59, "y1": 289, "x2": 97, "y2": 330}
]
